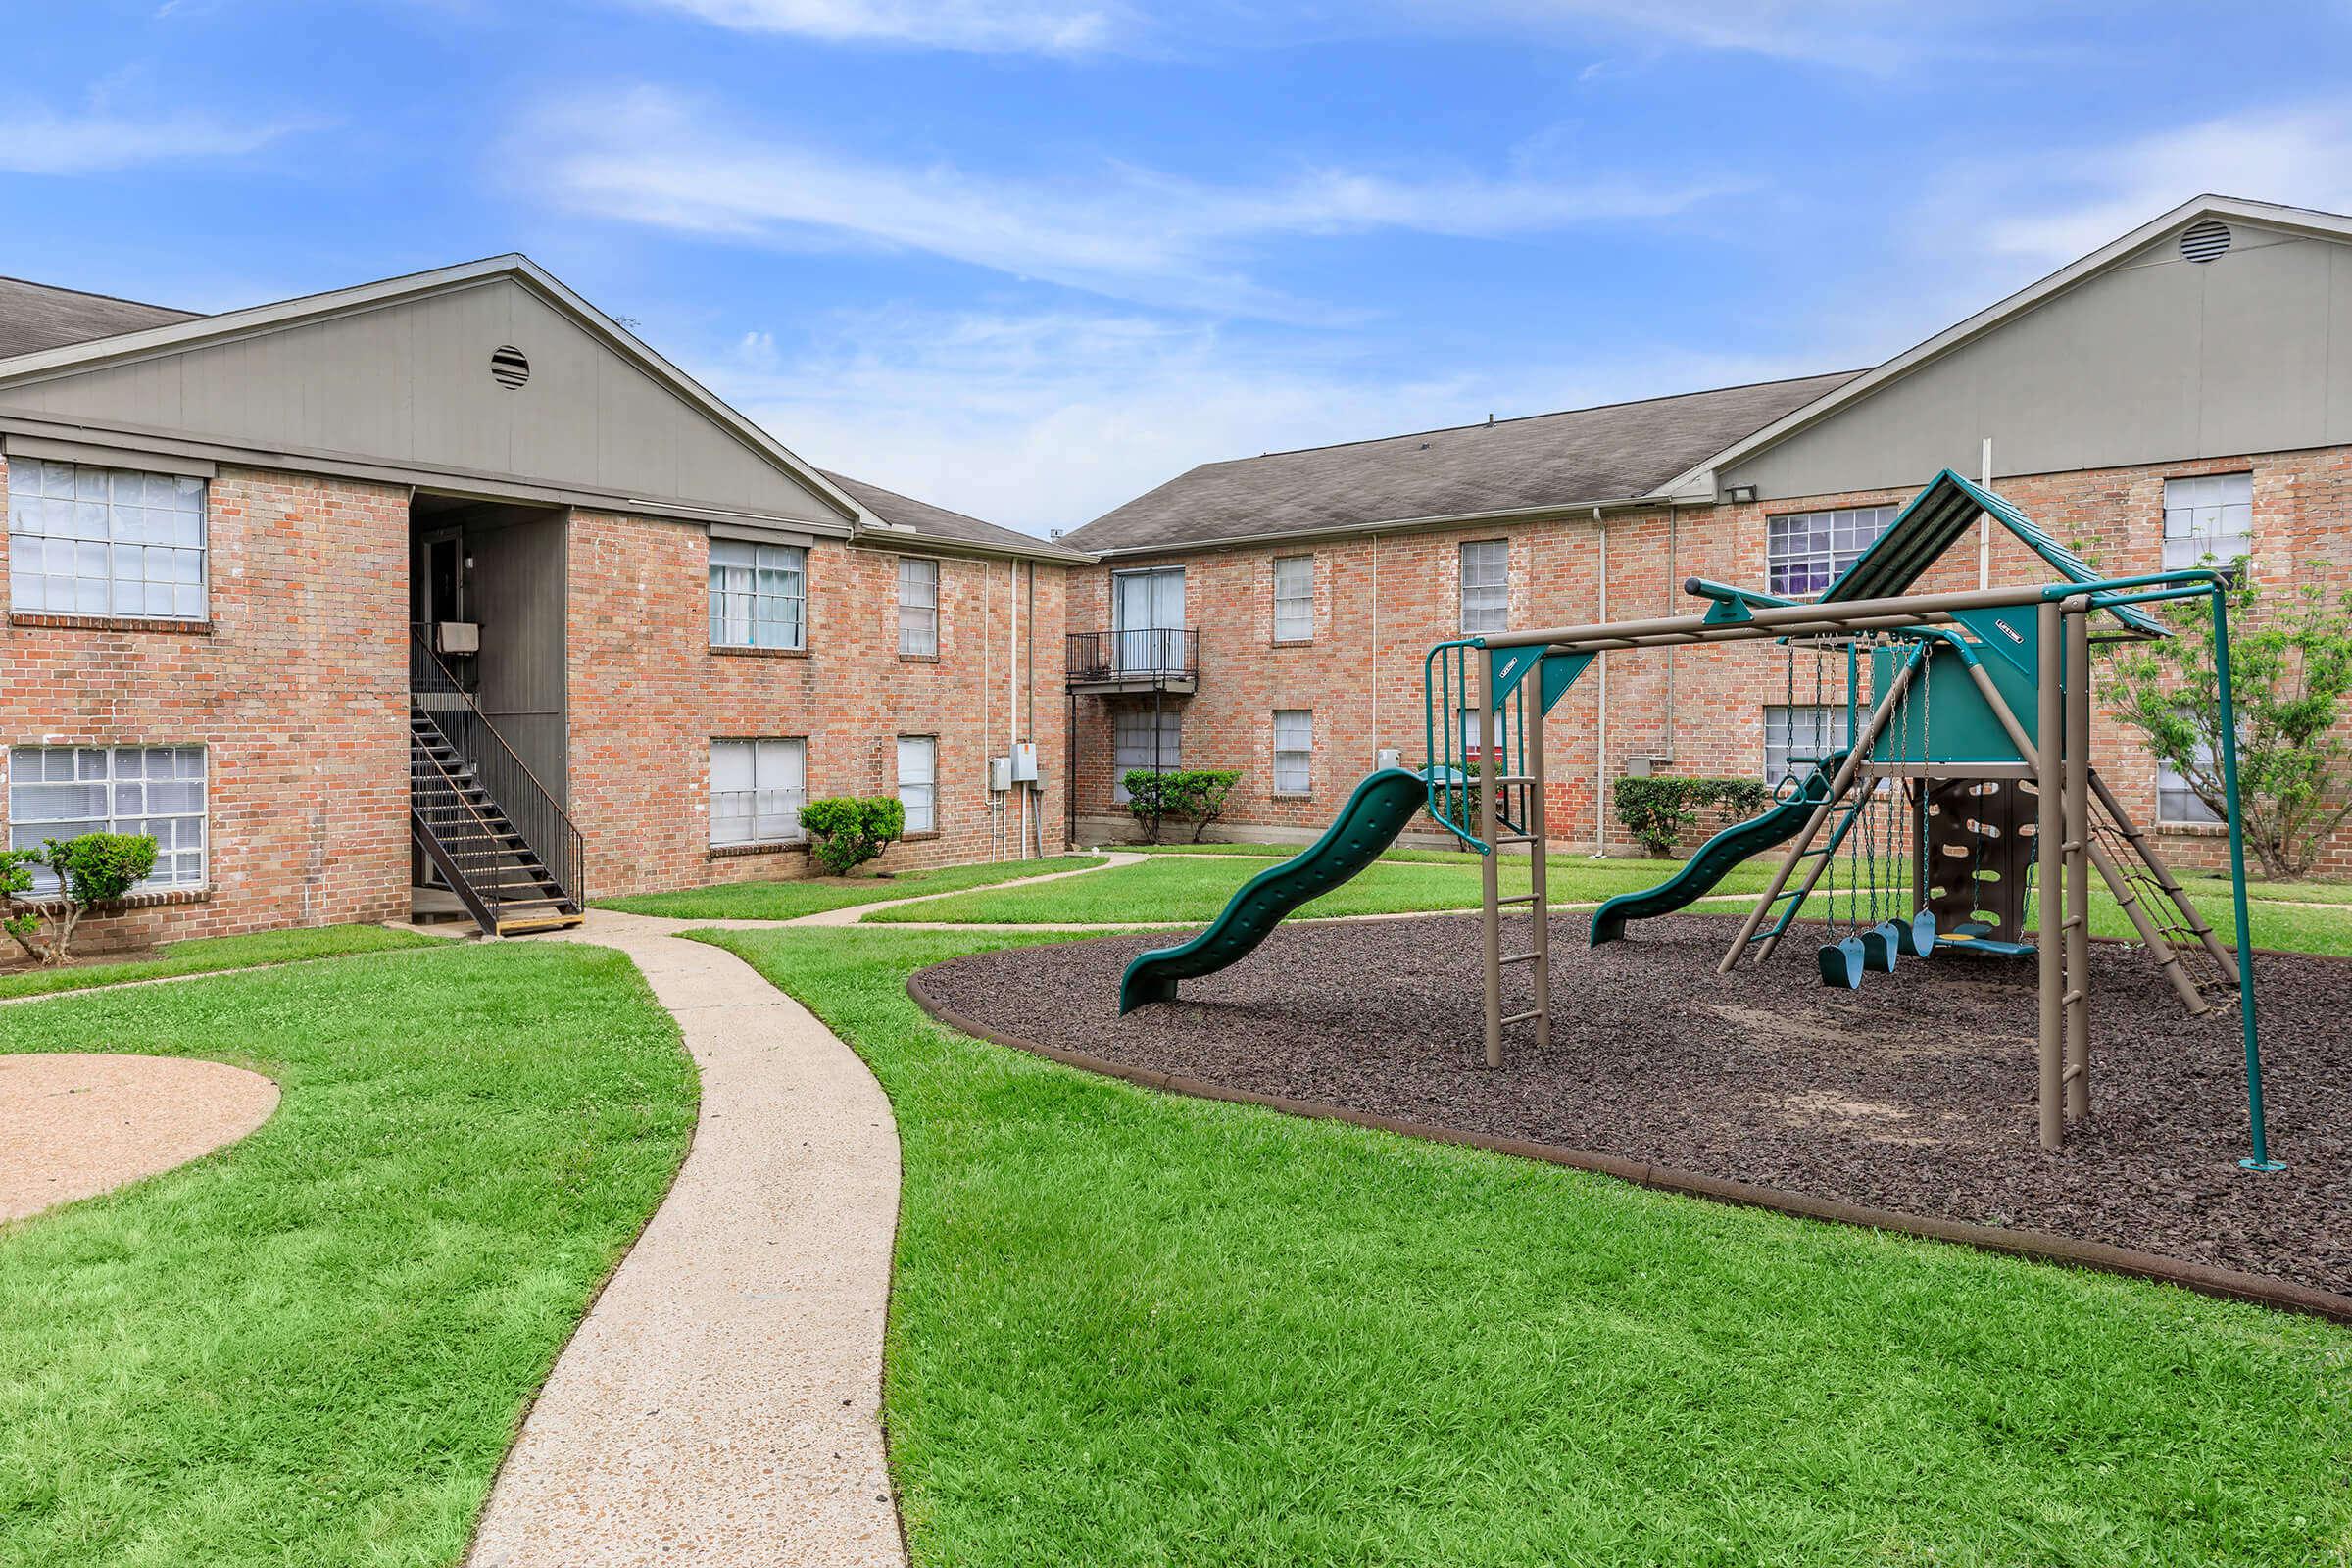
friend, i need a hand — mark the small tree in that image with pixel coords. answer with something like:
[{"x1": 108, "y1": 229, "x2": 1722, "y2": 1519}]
[
  {"x1": 2, "y1": 833, "x2": 159, "y2": 964},
  {"x1": 799, "y1": 796, "x2": 906, "y2": 877},
  {"x1": 1612, "y1": 776, "x2": 1773, "y2": 858},
  {"x1": 2107, "y1": 567, "x2": 2352, "y2": 878},
  {"x1": 1123, "y1": 769, "x2": 1242, "y2": 843}
]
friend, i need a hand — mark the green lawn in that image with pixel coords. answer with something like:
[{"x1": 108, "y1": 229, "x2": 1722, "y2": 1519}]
[
  {"x1": 0, "y1": 942, "x2": 697, "y2": 1567},
  {"x1": 597, "y1": 854, "x2": 1104, "y2": 919},
  {"x1": 1125, "y1": 838, "x2": 1489, "y2": 865},
  {"x1": 701, "y1": 924, "x2": 2352, "y2": 1566},
  {"x1": 0, "y1": 921, "x2": 444, "y2": 1002}
]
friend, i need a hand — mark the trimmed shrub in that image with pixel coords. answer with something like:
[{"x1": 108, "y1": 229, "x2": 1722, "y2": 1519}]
[
  {"x1": 4, "y1": 833, "x2": 160, "y2": 963},
  {"x1": 1613, "y1": 776, "x2": 1771, "y2": 858},
  {"x1": 799, "y1": 797, "x2": 906, "y2": 877},
  {"x1": 1123, "y1": 768, "x2": 1243, "y2": 843}
]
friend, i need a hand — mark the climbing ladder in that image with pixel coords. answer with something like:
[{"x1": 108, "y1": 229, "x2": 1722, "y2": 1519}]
[{"x1": 1423, "y1": 638, "x2": 1593, "y2": 1067}]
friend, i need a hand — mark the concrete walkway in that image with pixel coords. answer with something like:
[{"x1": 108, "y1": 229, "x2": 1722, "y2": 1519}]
[{"x1": 466, "y1": 909, "x2": 906, "y2": 1568}]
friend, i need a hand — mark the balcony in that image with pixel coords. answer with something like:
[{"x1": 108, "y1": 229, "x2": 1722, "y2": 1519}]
[{"x1": 1066, "y1": 628, "x2": 1199, "y2": 695}]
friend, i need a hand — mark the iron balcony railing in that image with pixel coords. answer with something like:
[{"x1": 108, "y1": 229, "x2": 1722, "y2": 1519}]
[
  {"x1": 410, "y1": 624, "x2": 585, "y2": 914},
  {"x1": 1067, "y1": 627, "x2": 1200, "y2": 684}
]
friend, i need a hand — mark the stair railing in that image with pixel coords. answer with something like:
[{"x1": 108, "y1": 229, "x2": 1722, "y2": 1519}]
[{"x1": 410, "y1": 624, "x2": 584, "y2": 910}]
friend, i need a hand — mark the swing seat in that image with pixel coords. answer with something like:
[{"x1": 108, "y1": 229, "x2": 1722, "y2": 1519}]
[
  {"x1": 1897, "y1": 908, "x2": 1937, "y2": 958},
  {"x1": 1817, "y1": 936, "x2": 1867, "y2": 989},
  {"x1": 1859, "y1": 921, "x2": 1903, "y2": 973}
]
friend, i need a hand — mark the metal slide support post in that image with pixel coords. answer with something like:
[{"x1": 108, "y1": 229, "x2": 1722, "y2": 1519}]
[
  {"x1": 2064, "y1": 601, "x2": 2092, "y2": 1123},
  {"x1": 1525, "y1": 685, "x2": 1552, "y2": 1054},
  {"x1": 2036, "y1": 599, "x2": 2065, "y2": 1150},
  {"x1": 1478, "y1": 651, "x2": 1505, "y2": 1070},
  {"x1": 2211, "y1": 591, "x2": 2282, "y2": 1171}
]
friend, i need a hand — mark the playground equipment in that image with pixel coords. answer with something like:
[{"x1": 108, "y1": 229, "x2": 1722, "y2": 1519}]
[{"x1": 1117, "y1": 470, "x2": 2279, "y2": 1167}]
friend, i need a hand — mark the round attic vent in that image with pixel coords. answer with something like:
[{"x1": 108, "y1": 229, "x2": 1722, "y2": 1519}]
[
  {"x1": 490, "y1": 345, "x2": 530, "y2": 388},
  {"x1": 2180, "y1": 219, "x2": 2231, "y2": 264}
]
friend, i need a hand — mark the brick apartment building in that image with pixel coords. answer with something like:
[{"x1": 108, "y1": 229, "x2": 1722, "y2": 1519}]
[
  {"x1": 0, "y1": 256, "x2": 1080, "y2": 945},
  {"x1": 1059, "y1": 195, "x2": 2352, "y2": 876}
]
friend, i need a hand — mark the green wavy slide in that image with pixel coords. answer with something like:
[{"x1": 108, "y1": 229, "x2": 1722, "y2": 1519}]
[
  {"x1": 1119, "y1": 767, "x2": 1435, "y2": 1013},
  {"x1": 1588, "y1": 755, "x2": 1844, "y2": 946}
]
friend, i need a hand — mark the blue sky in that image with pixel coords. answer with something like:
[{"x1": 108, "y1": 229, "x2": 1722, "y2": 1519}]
[{"x1": 9, "y1": 3, "x2": 2352, "y2": 533}]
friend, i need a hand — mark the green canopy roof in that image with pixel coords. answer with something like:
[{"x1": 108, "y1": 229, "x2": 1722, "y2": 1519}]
[{"x1": 1820, "y1": 469, "x2": 2166, "y2": 636}]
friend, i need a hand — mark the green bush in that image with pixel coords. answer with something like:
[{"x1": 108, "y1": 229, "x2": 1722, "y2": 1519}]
[
  {"x1": 1, "y1": 832, "x2": 160, "y2": 964},
  {"x1": 1123, "y1": 769, "x2": 1243, "y2": 843},
  {"x1": 799, "y1": 797, "x2": 906, "y2": 877},
  {"x1": 1613, "y1": 776, "x2": 1771, "y2": 858}
]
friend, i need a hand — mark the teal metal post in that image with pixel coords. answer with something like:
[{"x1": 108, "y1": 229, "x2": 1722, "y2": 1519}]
[{"x1": 2210, "y1": 590, "x2": 2282, "y2": 1171}]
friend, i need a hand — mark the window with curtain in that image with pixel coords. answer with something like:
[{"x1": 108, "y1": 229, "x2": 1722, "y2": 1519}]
[
  {"x1": 8, "y1": 745, "x2": 206, "y2": 891},
  {"x1": 1459, "y1": 539, "x2": 1507, "y2": 633},
  {"x1": 898, "y1": 735, "x2": 937, "y2": 833},
  {"x1": 1273, "y1": 710, "x2": 1313, "y2": 793},
  {"x1": 898, "y1": 557, "x2": 939, "y2": 656},
  {"x1": 1765, "y1": 505, "x2": 1894, "y2": 597},
  {"x1": 1272, "y1": 555, "x2": 1313, "y2": 641},
  {"x1": 709, "y1": 539, "x2": 806, "y2": 650},
  {"x1": 710, "y1": 737, "x2": 807, "y2": 846},
  {"x1": 8, "y1": 459, "x2": 207, "y2": 619}
]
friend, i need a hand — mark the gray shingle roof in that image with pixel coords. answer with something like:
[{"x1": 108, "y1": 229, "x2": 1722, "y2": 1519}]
[
  {"x1": 1064, "y1": 371, "x2": 1863, "y2": 555},
  {"x1": 821, "y1": 469, "x2": 1089, "y2": 563},
  {"x1": 0, "y1": 275, "x2": 197, "y2": 360}
]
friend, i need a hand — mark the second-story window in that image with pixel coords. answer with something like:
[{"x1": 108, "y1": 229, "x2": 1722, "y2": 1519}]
[
  {"x1": 710, "y1": 538, "x2": 806, "y2": 651},
  {"x1": 1766, "y1": 505, "x2": 1894, "y2": 596},
  {"x1": 8, "y1": 459, "x2": 207, "y2": 620},
  {"x1": 1272, "y1": 555, "x2": 1313, "y2": 641},
  {"x1": 2162, "y1": 473, "x2": 2253, "y2": 572},
  {"x1": 1459, "y1": 539, "x2": 1507, "y2": 634},
  {"x1": 898, "y1": 557, "x2": 940, "y2": 657}
]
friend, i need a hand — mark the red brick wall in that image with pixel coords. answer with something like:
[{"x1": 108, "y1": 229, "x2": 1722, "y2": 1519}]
[
  {"x1": 1070, "y1": 445, "x2": 2352, "y2": 877},
  {"x1": 566, "y1": 511, "x2": 1068, "y2": 897},
  {"x1": 0, "y1": 459, "x2": 410, "y2": 951}
]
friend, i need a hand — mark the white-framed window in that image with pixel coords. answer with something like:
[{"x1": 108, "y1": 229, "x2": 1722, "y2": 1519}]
[
  {"x1": 898, "y1": 735, "x2": 937, "y2": 834},
  {"x1": 1763, "y1": 705, "x2": 1850, "y2": 785},
  {"x1": 1460, "y1": 539, "x2": 1508, "y2": 634},
  {"x1": 1112, "y1": 566, "x2": 1187, "y2": 673},
  {"x1": 710, "y1": 737, "x2": 807, "y2": 847},
  {"x1": 7, "y1": 459, "x2": 207, "y2": 620},
  {"x1": 1273, "y1": 710, "x2": 1312, "y2": 794},
  {"x1": 898, "y1": 557, "x2": 939, "y2": 657},
  {"x1": 1766, "y1": 505, "x2": 1895, "y2": 597},
  {"x1": 8, "y1": 744, "x2": 207, "y2": 892},
  {"x1": 2162, "y1": 473, "x2": 2253, "y2": 573},
  {"x1": 1272, "y1": 555, "x2": 1313, "y2": 641},
  {"x1": 709, "y1": 538, "x2": 806, "y2": 651},
  {"x1": 2158, "y1": 743, "x2": 2224, "y2": 825},
  {"x1": 1112, "y1": 709, "x2": 1181, "y2": 804}
]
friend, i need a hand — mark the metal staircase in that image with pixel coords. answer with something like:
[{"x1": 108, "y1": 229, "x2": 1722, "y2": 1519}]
[{"x1": 410, "y1": 628, "x2": 584, "y2": 936}]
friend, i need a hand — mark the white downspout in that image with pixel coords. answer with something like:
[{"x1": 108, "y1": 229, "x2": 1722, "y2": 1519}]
[
  {"x1": 1009, "y1": 558, "x2": 1023, "y2": 860},
  {"x1": 1593, "y1": 505, "x2": 1607, "y2": 856}
]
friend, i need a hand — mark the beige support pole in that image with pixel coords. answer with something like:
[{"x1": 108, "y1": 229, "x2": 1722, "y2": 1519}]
[
  {"x1": 2086, "y1": 769, "x2": 2240, "y2": 987},
  {"x1": 1525, "y1": 689, "x2": 1552, "y2": 1054},
  {"x1": 2036, "y1": 600, "x2": 2065, "y2": 1151},
  {"x1": 1954, "y1": 656, "x2": 2210, "y2": 1017},
  {"x1": 2064, "y1": 603, "x2": 2093, "y2": 1122},
  {"x1": 1479, "y1": 657, "x2": 1504, "y2": 1070},
  {"x1": 1720, "y1": 649, "x2": 1923, "y2": 973}
]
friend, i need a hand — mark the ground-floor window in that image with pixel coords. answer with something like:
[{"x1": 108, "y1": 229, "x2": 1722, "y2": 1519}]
[
  {"x1": 898, "y1": 735, "x2": 937, "y2": 833},
  {"x1": 2157, "y1": 745, "x2": 2223, "y2": 825},
  {"x1": 1273, "y1": 710, "x2": 1313, "y2": 794},
  {"x1": 7, "y1": 744, "x2": 207, "y2": 891},
  {"x1": 710, "y1": 737, "x2": 807, "y2": 847},
  {"x1": 1763, "y1": 704, "x2": 1850, "y2": 786},
  {"x1": 1112, "y1": 709, "x2": 1182, "y2": 804}
]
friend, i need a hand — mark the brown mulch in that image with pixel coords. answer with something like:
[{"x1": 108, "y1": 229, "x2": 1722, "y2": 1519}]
[{"x1": 918, "y1": 913, "x2": 2351, "y2": 1300}]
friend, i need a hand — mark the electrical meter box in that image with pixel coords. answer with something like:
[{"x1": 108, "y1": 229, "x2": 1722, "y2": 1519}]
[
  {"x1": 1010, "y1": 741, "x2": 1039, "y2": 781},
  {"x1": 1375, "y1": 747, "x2": 1402, "y2": 771},
  {"x1": 987, "y1": 756, "x2": 1012, "y2": 793}
]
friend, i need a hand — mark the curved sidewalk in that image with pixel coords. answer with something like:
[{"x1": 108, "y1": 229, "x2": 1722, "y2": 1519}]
[{"x1": 466, "y1": 910, "x2": 906, "y2": 1568}]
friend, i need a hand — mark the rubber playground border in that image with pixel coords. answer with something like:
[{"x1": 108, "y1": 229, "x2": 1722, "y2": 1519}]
[{"x1": 905, "y1": 961, "x2": 2352, "y2": 1327}]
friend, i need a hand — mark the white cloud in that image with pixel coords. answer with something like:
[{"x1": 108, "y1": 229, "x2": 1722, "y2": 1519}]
[
  {"x1": 638, "y1": 0, "x2": 1128, "y2": 54},
  {"x1": 701, "y1": 304, "x2": 1815, "y2": 532},
  {"x1": 0, "y1": 103, "x2": 303, "y2": 174},
  {"x1": 525, "y1": 87, "x2": 1729, "y2": 316}
]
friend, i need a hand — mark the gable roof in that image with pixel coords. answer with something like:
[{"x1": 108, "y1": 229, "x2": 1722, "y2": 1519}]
[
  {"x1": 1063, "y1": 370, "x2": 1861, "y2": 556},
  {"x1": 0, "y1": 276, "x2": 198, "y2": 359},
  {"x1": 1660, "y1": 195, "x2": 2352, "y2": 498},
  {"x1": 821, "y1": 469, "x2": 1089, "y2": 562},
  {"x1": 1823, "y1": 468, "x2": 2164, "y2": 635}
]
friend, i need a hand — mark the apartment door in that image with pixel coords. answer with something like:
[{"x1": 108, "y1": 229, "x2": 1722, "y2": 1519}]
[{"x1": 1113, "y1": 567, "x2": 1185, "y2": 673}]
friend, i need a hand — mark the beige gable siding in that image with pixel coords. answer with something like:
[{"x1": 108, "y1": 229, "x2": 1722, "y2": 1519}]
[
  {"x1": 1725, "y1": 224, "x2": 2352, "y2": 500},
  {"x1": 0, "y1": 275, "x2": 842, "y2": 522}
]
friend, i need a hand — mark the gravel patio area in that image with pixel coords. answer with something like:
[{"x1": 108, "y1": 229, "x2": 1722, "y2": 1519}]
[{"x1": 917, "y1": 913, "x2": 2350, "y2": 1302}]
